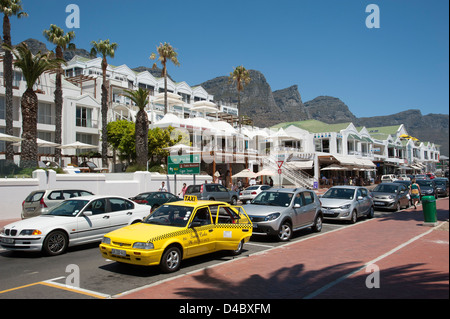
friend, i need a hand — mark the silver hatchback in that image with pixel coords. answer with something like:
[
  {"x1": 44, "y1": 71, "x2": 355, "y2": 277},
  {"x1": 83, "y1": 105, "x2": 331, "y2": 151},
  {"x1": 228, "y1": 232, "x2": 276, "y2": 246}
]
[
  {"x1": 320, "y1": 186, "x2": 374, "y2": 223},
  {"x1": 243, "y1": 188, "x2": 323, "y2": 241},
  {"x1": 22, "y1": 189, "x2": 94, "y2": 219}
]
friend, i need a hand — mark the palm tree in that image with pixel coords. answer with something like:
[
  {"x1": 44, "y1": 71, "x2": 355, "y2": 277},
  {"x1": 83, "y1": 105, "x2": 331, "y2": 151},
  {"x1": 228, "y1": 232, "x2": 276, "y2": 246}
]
[
  {"x1": 229, "y1": 65, "x2": 251, "y2": 131},
  {"x1": 1, "y1": 0, "x2": 27, "y2": 162},
  {"x1": 121, "y1": 88, "x2": 149, "y2": 168},
  {"x1": 90, "y1": 39, "x2": 118, "y2": 167},
  {"x1": 150, "y1": 42, "x2": 179, "y2": 114},
  {"x1": 2, "y1": 43, "x2": 64, "y2": 168},
  {"x1": 43, "y1": 24, "x2": 75, "y2": 164}
]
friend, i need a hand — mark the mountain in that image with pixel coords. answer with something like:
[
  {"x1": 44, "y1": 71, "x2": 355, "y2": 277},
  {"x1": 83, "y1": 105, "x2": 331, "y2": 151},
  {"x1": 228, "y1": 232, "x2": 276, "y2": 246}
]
[
  {"x1": 199, "y1": 74, "x2": 449, "y2": 156},
  {"x1": 0, "y1": 38, "x2": 93, "y2": 61}
]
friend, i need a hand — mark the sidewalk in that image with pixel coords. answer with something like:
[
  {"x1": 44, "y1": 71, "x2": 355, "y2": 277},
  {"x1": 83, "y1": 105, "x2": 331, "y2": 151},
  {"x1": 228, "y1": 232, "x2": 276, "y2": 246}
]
[{"x1": 117, "y1": 198, "x2": 449, "y2": 299}]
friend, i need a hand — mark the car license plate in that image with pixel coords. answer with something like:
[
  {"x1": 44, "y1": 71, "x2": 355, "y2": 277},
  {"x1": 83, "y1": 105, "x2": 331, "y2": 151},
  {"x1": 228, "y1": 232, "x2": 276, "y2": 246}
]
[
  {"x1": 1, "y1": 237, "x2": 14, "y2": 244},
  {"x1": 26, "y1": 207, "x2": 35, "y2": 211},
  {"x1": 374, "y1": 201, "x2": 385, "y2": 205},
  {"x1": 111, "y1": 248, "x2": 126, "y2": 257}
]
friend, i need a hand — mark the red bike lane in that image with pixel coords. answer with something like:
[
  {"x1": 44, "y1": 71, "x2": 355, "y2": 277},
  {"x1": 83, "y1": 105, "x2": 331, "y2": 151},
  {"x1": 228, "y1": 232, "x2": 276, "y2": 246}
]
[{"x1": 118, "y1": 198, "x2": 449, "y2": 299}]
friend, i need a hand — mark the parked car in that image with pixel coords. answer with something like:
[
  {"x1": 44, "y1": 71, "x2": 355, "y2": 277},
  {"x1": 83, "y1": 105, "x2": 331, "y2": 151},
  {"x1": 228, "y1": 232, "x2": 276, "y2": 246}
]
[
  {"x1": 398, "y1": 174, "x2": 410, "y2": 181},
  {"x1": 414, "y1": 174, "x2": 428, "y2": 180},
  {"x1": 320, "y1": 186, "x2": 374, "y2": 223},
  {"x1": 381, "y1": 174, "x2": 397, "y2": 183},
  {"x1": 129, "y1": 191, "x2": 181, "y2": 211},
  {"x1": 1, "y1": 195, "x2": 150, "y2": 256},
  {"x1": 371, "y1": 183, "x2": 410, "y2": 211},
  {"x1": 243, "y1": 188, "x2": 323, "y2": 242},
  {"x1": 434, "y1": 178, "x2": 449, "y2": 197},
  {"x1": 416, "y1": 179, "x2": 438, "y2": 199},
  {"x1": 99, "y1": 196, "x2": 253, "y2": 273},
  {"x1": 184, "y1": 183, "x2": 239, "y2": 205},
  {"x1": 240, "y1": 185, "x2": 272, "y2": 203},
  {"x1": 393, "y1": 180, "x2": 413, "y2": 206},
  {"x1": 21, "y1": 189, "x2": 94, "y2": 219}
]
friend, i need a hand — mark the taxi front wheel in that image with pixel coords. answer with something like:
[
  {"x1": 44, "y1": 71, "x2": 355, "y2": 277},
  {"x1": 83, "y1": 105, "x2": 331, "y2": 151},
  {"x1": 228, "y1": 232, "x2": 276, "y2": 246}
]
[{"x1": 160, "y1": 246, "x2": 181, "y2": 273}]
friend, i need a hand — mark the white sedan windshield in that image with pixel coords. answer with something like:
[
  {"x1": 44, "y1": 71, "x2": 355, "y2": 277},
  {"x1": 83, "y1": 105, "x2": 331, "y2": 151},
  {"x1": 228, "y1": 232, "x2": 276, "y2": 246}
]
[{"x1": 44, "y1": 200, "x2": 89, "y2": 217}]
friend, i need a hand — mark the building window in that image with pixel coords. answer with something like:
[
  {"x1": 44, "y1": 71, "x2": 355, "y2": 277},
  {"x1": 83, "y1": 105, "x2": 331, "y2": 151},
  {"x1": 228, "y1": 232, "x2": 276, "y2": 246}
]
[
  {"x1": 315, "y1": 138, "x2": 330, "y2": 153},
  {"x1": 76, "y1": 106, "x2": 92, "y2": 128},
  {"x1": 38, "y1": 102, "x2": 53, "y2": 125}
]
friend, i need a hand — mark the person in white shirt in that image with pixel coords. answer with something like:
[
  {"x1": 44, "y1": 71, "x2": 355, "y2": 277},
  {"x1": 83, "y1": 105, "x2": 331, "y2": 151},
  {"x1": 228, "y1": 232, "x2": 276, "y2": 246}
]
[{"x1": 159, "y1": 181, "x2": 167, "y2": 192}]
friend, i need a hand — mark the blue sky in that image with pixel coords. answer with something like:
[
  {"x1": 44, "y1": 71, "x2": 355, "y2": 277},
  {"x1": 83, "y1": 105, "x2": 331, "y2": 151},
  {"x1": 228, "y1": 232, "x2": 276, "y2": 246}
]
[{"x1": 8, "y1": 0, "x2": 449, "y2": 118}]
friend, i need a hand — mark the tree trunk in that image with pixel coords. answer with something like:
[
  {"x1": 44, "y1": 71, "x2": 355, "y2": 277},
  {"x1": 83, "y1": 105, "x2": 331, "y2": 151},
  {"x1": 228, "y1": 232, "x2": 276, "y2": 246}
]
[
  {"x1": 163, "y1": 64, "x2": 168, "y2": 115},
  {"x1": 135, "y1": 109, "x2": 149, "y2": 168},
  {"x1": 3, "y1": 15, "x2": 14, "y2": 162},
  {"x1": 20, "y1": 88, "x2": 38, "y2": 168},
  {"x1": 101, "y1": 58, "x2": 109, "y2": 168},
  {"x1": 54, "y1": 46, "x2": 63, "y2": 164}
]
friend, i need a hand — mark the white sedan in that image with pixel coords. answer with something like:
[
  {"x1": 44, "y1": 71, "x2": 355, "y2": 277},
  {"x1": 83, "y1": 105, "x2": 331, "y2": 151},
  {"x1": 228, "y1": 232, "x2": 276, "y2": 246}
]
[
  {"x1": 0, "y1": 195, "x2": 150, "y2": 256},
  {"x1": 239, "y1": 185, "x2": 272, "y2": 202}
]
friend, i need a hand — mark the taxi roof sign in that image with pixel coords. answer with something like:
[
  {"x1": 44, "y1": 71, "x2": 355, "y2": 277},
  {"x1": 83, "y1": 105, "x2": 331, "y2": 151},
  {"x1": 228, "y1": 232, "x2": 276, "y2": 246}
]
[{"x1": 184, "y1": 195, "x2": 198, "y2": 202}]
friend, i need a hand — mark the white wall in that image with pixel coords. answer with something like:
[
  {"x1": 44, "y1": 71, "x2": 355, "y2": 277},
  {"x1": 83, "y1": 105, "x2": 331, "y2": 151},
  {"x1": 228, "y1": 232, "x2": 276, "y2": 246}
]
[{"x1": 0, "y1": 170, "x2": 212, "y2": 221}]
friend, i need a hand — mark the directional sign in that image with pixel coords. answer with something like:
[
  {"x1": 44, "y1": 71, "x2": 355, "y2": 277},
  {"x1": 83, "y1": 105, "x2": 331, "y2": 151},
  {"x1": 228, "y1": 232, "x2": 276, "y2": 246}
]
[{"x1": 168, "y1": 154, "x2": 200, "y2": 175}]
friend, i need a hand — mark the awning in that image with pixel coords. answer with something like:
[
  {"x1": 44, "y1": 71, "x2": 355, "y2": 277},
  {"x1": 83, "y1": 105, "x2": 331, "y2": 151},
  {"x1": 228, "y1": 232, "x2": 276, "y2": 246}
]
[
  {"x1": 286, "y1": 160, "x2": 313, "y2": 169},
  {"x1": 332, "y1": 155, "x2": 376, "y2": 169}
]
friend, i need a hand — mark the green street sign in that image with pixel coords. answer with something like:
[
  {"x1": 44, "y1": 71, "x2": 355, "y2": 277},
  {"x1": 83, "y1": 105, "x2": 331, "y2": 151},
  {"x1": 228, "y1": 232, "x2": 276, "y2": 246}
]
[
  {"x1": 167, "y1": 154, "x2": 201, "y2": 175},
  {"x1": 168, "y1": 154, "x2": 200, "y2": 165},
  {"x1": 168, "y1": 163, "x2": 200, "y2": 175}
]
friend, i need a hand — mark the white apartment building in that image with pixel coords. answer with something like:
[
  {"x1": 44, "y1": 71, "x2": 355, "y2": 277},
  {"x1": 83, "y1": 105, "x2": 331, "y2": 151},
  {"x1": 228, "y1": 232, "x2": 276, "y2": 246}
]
[{"x1": 1, "y1": 54, "x2": 441, "y2": 188}]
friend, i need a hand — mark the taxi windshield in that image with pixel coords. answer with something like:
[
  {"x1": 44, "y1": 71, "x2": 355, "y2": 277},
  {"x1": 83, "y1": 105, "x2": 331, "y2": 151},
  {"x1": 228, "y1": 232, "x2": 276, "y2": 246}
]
[{"x1": 143, "y1": 205, "x2": 192, "y2": 227}]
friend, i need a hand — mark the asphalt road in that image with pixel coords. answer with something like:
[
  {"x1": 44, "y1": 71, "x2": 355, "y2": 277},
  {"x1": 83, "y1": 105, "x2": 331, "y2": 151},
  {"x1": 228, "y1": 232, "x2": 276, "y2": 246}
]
[{"x1": 0, "y1": 207, "x2": 427, "y2": 299}]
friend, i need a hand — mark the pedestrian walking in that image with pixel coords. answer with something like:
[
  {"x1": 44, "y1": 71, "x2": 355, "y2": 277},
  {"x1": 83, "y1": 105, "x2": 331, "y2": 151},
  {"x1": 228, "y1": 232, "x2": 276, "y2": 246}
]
[
  {"x1": 410, "y1": 178, "x2": 421, "y2": 209},
  {"x1": 179, "y1": 183, "x2": 187, "y2": 197}
]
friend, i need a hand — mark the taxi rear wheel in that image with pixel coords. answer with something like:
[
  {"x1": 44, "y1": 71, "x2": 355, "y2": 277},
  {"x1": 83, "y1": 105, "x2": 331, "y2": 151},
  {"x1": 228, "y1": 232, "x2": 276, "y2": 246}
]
[
  {"x1": 160, "y1": 246, "x2": 181, "y2": 273},
  {"x1": 230, "y1": 240, "x2": 244, "y2": 256}
]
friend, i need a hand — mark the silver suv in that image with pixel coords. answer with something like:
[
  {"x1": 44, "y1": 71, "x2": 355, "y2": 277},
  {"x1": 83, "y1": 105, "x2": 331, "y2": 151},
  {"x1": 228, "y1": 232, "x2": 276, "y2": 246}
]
[
  {"x1": 22, "y1": 189, "x2": 94, "y2": 219},
  {"x1": 243, "y1": 188, "x2": 323, "y2": 241}
]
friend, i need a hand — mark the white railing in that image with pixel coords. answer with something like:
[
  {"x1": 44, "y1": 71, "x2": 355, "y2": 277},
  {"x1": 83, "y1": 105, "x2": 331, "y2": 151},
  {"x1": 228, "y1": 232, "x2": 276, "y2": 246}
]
[{"x1": 262, "y1": 154, "x2": 314, "y2": 188}]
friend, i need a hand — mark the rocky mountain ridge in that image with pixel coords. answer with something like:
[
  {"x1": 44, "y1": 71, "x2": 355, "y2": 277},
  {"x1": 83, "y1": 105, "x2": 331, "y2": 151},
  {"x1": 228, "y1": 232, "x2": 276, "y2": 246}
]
[{"x1": 198, "y1": 70, "x2": 449, "y2": 156}]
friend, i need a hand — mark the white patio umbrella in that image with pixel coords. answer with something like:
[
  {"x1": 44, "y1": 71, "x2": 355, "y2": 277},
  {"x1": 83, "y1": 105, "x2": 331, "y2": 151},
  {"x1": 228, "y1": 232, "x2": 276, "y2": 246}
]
[
  {"x1": 57, "y1": 141, "x2": 98, "y2": 150},
  {"x1": 12, "y1": 138, "x2": 60, "y2": 147},
  {"x1": 232, "y1": 168, "x2": 257, "y2": 179},
  {"x1": 163, "y1": 143, "x2": 200, "y2": 153},
  {"x1": 0, "y1": 132, "x2": 22, "y2": 142},
  {"x1": 321, "y1": 164, "x2": 347, "y2": 171},
  {"x1": 255, "y1": 168, "x2": 276, "y2": 176}
]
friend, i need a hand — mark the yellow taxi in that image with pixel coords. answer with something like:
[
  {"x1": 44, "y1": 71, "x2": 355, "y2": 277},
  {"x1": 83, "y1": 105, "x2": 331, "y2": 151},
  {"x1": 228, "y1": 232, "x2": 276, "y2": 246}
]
[{"x1": 99, "y1": 195, "x2": 253, "y2": 273}]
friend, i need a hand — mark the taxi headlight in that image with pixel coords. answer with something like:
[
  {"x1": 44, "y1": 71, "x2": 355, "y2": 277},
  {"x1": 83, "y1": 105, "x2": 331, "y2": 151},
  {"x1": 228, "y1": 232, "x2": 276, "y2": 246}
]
[
  {"x1": 264, "y1": 213, "x2": 280, "y2": 222},
  {"x1": 133, "y1": 242, "x2": 154, "y2": 250},
  {"x1": 101, "y1": 237, "x2": 111, "y2": 245}
]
